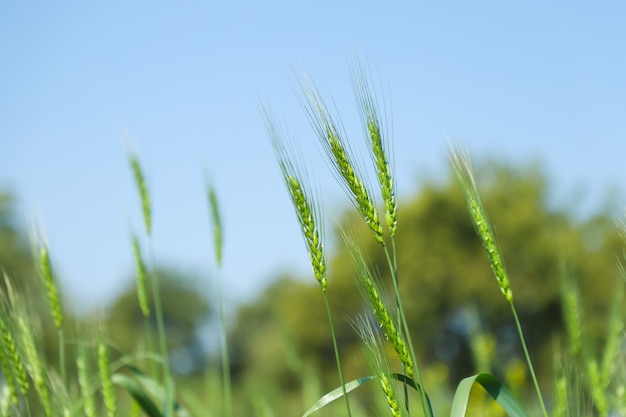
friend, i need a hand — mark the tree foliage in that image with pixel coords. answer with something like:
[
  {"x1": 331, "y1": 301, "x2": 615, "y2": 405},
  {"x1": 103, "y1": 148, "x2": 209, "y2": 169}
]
[
  {"x1": 229, "y1": 160, "x2": 624, "y2": 393},
  {"x1": 105, "y1": 267, "x2": 213, "y2": 374}
]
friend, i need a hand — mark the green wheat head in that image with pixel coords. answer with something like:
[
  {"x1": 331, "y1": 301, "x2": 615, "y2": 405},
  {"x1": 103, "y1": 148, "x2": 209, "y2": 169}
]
[
  {"x1": 269, "y1": 118, "x2": 328, "y2": 291},
  {"x1": 38, "y1": 243, "x2": 64, "y2": 330},
  {"x1": 352, "y1": 61, "x2": 397, "y2": 238},
  {"x1": 208, "y1": 186, "x2": 224, "y2": 268},
  {"x1": 129, "y1": 153, "x2": 152, "y2": 236},
  {"x1": 450, "y1": 149, "x2": 513, "y2": 303},
  {"x1": 299, "y1": 75, "x2": 384, "y2": 245}
]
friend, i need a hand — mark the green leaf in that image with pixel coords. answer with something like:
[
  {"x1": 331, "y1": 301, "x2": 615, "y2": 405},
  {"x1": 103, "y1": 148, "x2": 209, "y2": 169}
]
[
  {"x1": 113, "y1": 366, "x2": 191, "y2": 417},
  {"x1": 112, "y1": 373, "x2": 163, "y2": 417},
  {"x1": 302, "y1": 376, "x2": 376, "y2": 417},
  {"x1": 302, "y1": 374, "x2": 433, "y2": 417},
  {"x1": 450, "y1": 373, "x2": 530, "y2": 417}
]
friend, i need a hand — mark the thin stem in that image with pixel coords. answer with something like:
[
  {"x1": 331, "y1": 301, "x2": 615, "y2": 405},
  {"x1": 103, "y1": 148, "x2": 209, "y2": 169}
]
[
  {"x1": 143, "y1": 316, "x2": 157, "y2": 377},
  {"x1": 147, "y1": 242, "x2": 174, "y2": 417},
  {"x1": 58, "y1": 328, "x2": 66, "y2": 386},
  {"x1": 510, "y1": 303, "x2": 548, "y2": 417},
  {"x1": 217, "y1": 273, "x2": 233, "y2": 417},
  {"x1": 382, "y1": 242, "x2": 431, "y2": 417},
  {"x1": 323, "y1": 291, "x2": 352, "y2": 417}
]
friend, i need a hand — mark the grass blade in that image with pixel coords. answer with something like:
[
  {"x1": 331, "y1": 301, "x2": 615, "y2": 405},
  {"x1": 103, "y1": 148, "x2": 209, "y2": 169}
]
[
  {"x1": 112, "y1": 373, "x2": 163, "y2": 417},
  {"x1": 302, "y1": 376, "x2": 376, "y2": 417},
  {"x1": 450, "y1": 373, "x2": 529, "y2": 417},
  {"x1": 303, "y1": 373, "x2": 433, "y2": 417}
]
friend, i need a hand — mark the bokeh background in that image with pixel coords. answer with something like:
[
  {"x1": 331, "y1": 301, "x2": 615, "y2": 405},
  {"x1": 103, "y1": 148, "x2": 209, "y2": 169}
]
[
  {"x1": 1, "y1": 2, "x2": 626, "y2": 415},
  {"x1": 2, "y1": 2, "x2": 625, "y2": 311}
]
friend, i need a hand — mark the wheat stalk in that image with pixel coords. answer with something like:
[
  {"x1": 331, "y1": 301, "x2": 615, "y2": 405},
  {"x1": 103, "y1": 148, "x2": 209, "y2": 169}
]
[
  {"x1": 267, "y1": 111, "x2": 352, "y2": 416},
  {"x1": 450, "y1": 146, "x2": 549, "y2": 417},
  {"x1": 131, "y1": 234, "x2": 150, "y2": 317},
  {"x1": 18, "y1": 315, "x2": 51, "y2": 416},
  {"x1": 98, "y1": 341, "x2": 116, "y2": 417}
]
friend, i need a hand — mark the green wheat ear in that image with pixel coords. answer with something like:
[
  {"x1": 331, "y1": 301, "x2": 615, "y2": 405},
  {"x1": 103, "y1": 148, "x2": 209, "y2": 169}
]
[
  {"x1": 38, "y1": 243, "x2": 64, "y2": 330},
  {"x1": 0, "y1": 276, "x2": 30, "y2": 402},
  {"x1": 129, "y1": 153, "x2": 152, "y2": 236},
  {"x1": 450, "y1": 149, "x2": 513, "y2": 303},
  {"x1": 299, "y1": 75, "x2": 384, "y2": 245},
  {"x1": 344, "y1": 233, "x2": 413, "y2": 377},
  {"x1": 355, "y1": 316, "x2": 402, "y2": 417},
  {"x1": 208, "y1": 186, "x2": 223, "y2": 268},
  {"x1": 18, "y1": 315, "x2": 51, "y2": 417},
  {"x1": 77, "y1": 346, "x2": 96, "y2": 417},
  {"x1": 352, "y1": 61, "x2": 397, "y2": 237},
  {"x1": 98, "y1": 341, "x2": 116, "y2": 417},
  {"x1": 269, "y1": 121, "x2": 327, "y2": 290}
]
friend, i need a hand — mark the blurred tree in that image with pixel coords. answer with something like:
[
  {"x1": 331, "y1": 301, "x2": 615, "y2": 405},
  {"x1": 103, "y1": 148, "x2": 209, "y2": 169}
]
[
  {"x1": 105, "y1": 267, "x2": 213, "y2": 375},
  {"x1": 229, "y1": 160, "x2": 624, "y2": 396},
  {"x1": 0, "y1": 191, "x2": 38, "y2": 295}
]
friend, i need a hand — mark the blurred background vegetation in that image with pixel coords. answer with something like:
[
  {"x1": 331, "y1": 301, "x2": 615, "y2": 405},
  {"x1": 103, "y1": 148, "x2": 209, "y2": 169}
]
[{"x1": 1, "y1": 158, "x2": 623, "y2": 415}]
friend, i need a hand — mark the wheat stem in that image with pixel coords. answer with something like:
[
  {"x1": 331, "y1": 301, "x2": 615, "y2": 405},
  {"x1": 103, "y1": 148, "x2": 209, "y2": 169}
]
[
  {"x1": 268, "y1": 115, "x2": 351, "y2": 416},
  {"x1": 207, "y1": 185, "x2": 232, "y2": 417}
]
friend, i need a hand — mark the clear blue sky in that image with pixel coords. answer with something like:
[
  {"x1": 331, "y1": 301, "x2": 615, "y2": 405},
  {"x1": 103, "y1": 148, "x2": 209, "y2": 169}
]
[{"x1": 1, "y1": 2, "x2": 625, "y2": 313}]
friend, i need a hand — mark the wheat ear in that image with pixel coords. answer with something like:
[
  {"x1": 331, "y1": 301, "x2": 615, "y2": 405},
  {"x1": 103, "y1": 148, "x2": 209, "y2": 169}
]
[
  {"x1": 18, "y1": 316, "x2": 51, "y2": 416},
  {"x1": 77, "y1": 346, "x2": 96, "y2": 417},
  {"x1": 355, "y1": 258, "x2": 413, "y2": 378},
  {"x1": 267, "y1": 112, "x2": 352, "y2": 416},
  {"x1": 355, "y1": 317, "x2": 402, "y2": 417},
  {"x1": 450, "y1": 146, "x2": 549, "y2": 417},
  {"x1": 0, "y1": 321, "x2": 18, "y2": 407},
  {"x1": 129, "y1": 153, "x2": 152, "y2": 235},
  {"x1": 0, "y1": 276, "x2": 30, "y2": 402},
  {"x1": 270, "y1": 123, "x2": 327, "y2": 290},
  {"x1": 450, "y1": 149, "x2": 513, "y2": 303},
  {"x1": 98, "y1": 341, "x2": 116, "y2": 417},
  {"x1": 352, "y1": 62, "x2": 397, "y2": 237},
  {"x1": 299, "y1": 76, "x2": 384, "y2": 245}
]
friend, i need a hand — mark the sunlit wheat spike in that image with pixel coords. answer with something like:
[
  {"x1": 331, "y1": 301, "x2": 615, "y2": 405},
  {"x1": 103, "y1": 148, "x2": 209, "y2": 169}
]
[
  {"x1": 352, "y1": 61, "x2": 397, "y2": 237},
  {"x1": 450, "y1": 148, "x2": 513, "y2": 303},
  {"x1": 131, "y1": 234, "x2": 150, "y2": 317},
  {"x1": 0, "y1": 276, "x2": 29, "y2": 398},
  {"x1": 129, "y1": 153, "x2": 152, "y2": 235},
  {"x1": 356, "y1": 317, "x2": 402, "y2": 417},
  {"x1": 268, "y1": 116, "x2": 327, "y2": 291},
  {"x1": 361, "y1": 263, "x2": 413, "y2": 378},
  {"x1": 38, "y1": 244, "x2": 64, "y2": 329},
  {"x1": 98, "y1": 342, "x2": 116, "y2": 417},
  {"x1": 299, "y1": 75, "x2": 384, "y2": 244},
  {"x1": 18, "y1": 316, "x2": 51, "y2": 417},
  {"x1": 0, "y1": 320, "x2": 28, "y2": 402},
  {"x1": 77, "y1": 346, "x2": 95, "y2": 417},
  {"x1": 344, "y1": 232, "x2": 413, "y2": 377},
  {"x1": 380, "y1": 372, "x2": 402, "y2": 417},
  {"x1": 561, "y1": 277, "x2": 582, "y2": 357},
  {"x1": 208, "y1": 186, "x2": 223, "y2": 268},
  {"x1": 0, "y1": 322, "x2": 18, "y2": 406}
]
